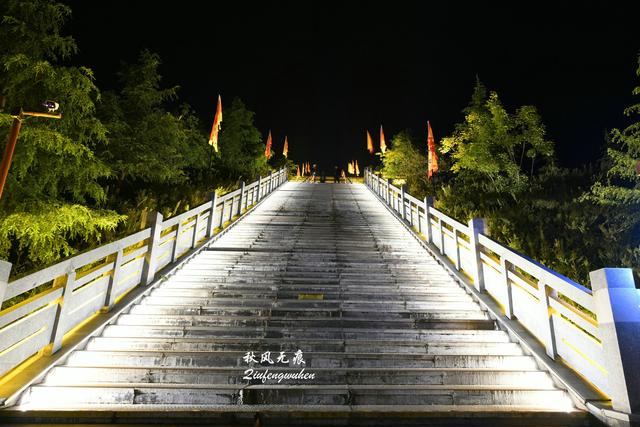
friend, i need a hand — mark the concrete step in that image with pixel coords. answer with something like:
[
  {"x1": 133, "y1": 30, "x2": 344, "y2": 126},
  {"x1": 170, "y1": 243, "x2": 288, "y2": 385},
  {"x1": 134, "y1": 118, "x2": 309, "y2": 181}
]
[
  {"x1": 45, "y1": 366, "x2": 555, "y2": 387},
  {"x1": 22, "y1": 384, "x2": 568, "y2": 407},
  {"x1": 152, "y1": 286, "x2": 472, "y2": 299},
  {"x1": 100, "y1": 322, "x2": 499, "y2": 341},
  {"x1": 0, "y1": 406, "x2": 595, "y2": 427},
  {"x1": 114, "y1": 313, "x2": 491, "y2": 328},
  {"x1": 138, "y1": 295, "x2": 486, "y2": 312},
  {"x1": 127, "y1": 304, "x2": 480, "y2": 318},
  {"x1": 84, "y1": 339, "x2": 524, "y2": 356}
]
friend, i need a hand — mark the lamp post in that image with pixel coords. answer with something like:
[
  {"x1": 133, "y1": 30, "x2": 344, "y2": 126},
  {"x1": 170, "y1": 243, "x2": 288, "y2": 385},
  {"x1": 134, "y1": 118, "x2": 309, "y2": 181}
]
[{"x1": 0, "y1": 105, "x2": 62, "y2": 199}]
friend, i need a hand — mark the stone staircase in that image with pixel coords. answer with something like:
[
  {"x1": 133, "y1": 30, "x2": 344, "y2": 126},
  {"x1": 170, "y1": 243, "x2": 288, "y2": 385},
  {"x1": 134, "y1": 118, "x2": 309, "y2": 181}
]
[{"x1": 8, "y1": 183, "x2": 591, "y2": 425}]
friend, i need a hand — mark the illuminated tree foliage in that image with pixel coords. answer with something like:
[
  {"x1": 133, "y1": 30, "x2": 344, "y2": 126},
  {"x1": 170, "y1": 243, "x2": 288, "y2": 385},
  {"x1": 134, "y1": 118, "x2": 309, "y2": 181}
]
[
  {"x1": 433, "y1": 80, "x2": 603, "y2": 282},
  {"x1": 98, "y1": 50, "x2": 208, "y2": 187},
  {"x1": 380, "y1": 130, "x2": 431, "y2": 198},
  {"x1": 212, "y1": 98, "x2": 268, "y2": 184},
  {"x1": 0, "y1": 0, "x2": 124, "y2": 271},
  {"x1": 96, "y1": 50, "x2": 209, "y2": 227},
  {"x1": 584, "y1": 55, "x2": 640, "y2": 274},
  {"x1": 440, "y1": 79, "x2": 554, "y2": 209}
]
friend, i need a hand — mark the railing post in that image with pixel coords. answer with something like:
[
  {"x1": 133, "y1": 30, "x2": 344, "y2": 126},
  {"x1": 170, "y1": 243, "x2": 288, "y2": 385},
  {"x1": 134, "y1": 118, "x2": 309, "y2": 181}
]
[
  {"x1": 537, "y1": 279, "x2": 558, "y2": 359},
  {"x1": 453, "y1": 229, "x2": 461, "y2": 270},
  {"x1": 400, "y1": 185, "x2": 407, "y2": 221},
  {"x1": 250, "y1": 183, "x2": 256, "y2": 206},
  {"x1": 257, "y1": 175, "x2": 263, "y2": 201},
  {"x1": 423, "y1": 197, "x2": 434, "y2": 244},
  {"x1": 0, "y1": 260, "x2": 11, "y2": 309},
  {"x1": 142, "y1": 211, "x2": 163, "y2": 285},
  {"x1": 207, "y1": 191, "x2": 218, "y2": 237},
  {"x1": 409, "y1": 203, "x2": 414, "y2": 227},
  {"x1": 48, "y1": 269, "x2": 76, "y2": 354},
  {"x1": 103, "y1": 248, "x2": 123, "y2": 311},
  {"x1": 590, "y1": 268, "x2": 640, "y2": 414},
  {"x1": 500, "y1": 257, "x2": 515, "y2": 319},
  {"x1": 239, "y1": 181, "x2": 246, "y2": 214},
  {"x1": 386, "y1": 178, "x2": 392, "y2": 207},
  {"x1": 220, "y1": 199, "x2": 227, "y2": 228},
  {"x1": 171, "y1": 219, "x2": 183, "y2": 263},
  {"x1": 191, "y1": 212, "x2": 202, "y2": 249},
  {"x1": 467, "y1": 218, "x2": 486, "y2": 292},
  {"x1": 229, "y1": 191, "x2": 235, "y2": 221}
]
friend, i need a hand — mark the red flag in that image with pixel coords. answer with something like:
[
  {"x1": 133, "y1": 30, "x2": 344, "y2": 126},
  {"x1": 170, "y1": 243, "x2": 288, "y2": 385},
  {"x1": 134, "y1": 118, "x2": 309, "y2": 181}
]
[
  {"x1": 208, "y1": 95, "x2": 223, "y2": 152},
  {"x1": 283, "y1": 136, "x2": 289, "y2": 158},
  {"x1": 380, "y1": 125, "x2": 387, "y2": 154},
  {"x1": 427, "y1": 121, "x2": 439, "y2": 179},
  {"x1": 366, "y1": 131, "x2": 374, "y2": 154},
  {"x1": 265, "y1": 130, "x2": 272, "y2": 159}
]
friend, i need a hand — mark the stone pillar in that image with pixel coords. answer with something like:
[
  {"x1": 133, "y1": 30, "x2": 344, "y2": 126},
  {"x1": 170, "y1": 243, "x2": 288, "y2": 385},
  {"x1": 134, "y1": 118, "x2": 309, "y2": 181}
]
[
  {"x1": 142, "y1": 211, "x2": 163, "y2": 285},
  {"x1": 0, "y1": 260, "x2": 11, "y2": 309},
  {"x1": 467, "y1": 218, "x2": 486, "y2": 292},
  {"x1": 400, "y1": 185, "x2": 407, "y2": 222},
  {"x1": 590, "y1": 268, "x2": 640, "y2": 414},
  {"x1": 207, "y1": 191, "x2": 218, "y2": 237},
  {"x1": 423, "y1": 197, "x2": 434, "y2": 244},
  {"x1": 239, "y1": 181, "x2": 246, "y2": 215}
]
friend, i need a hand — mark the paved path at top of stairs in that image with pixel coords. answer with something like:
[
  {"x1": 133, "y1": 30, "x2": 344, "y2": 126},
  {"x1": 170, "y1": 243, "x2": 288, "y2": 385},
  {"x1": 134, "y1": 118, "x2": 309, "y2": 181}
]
[{"x1": 8, "y1": 183, "x2": 588, "y2": 426}]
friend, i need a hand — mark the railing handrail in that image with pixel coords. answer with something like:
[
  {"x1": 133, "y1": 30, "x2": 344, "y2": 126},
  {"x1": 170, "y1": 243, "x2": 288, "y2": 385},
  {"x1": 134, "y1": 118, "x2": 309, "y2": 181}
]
[
  {"x1": 364, "y1": 168, "x2": 640, "y2": 420},
  {"x1": 0, "y1": 168, "x2": 288, "y2": 380}
]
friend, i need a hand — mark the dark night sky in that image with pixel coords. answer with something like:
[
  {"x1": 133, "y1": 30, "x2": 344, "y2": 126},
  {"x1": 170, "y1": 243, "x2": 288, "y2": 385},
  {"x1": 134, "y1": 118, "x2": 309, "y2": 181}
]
[{"x1": 61, "y1": 1, "x2": 640, "y2": 172}]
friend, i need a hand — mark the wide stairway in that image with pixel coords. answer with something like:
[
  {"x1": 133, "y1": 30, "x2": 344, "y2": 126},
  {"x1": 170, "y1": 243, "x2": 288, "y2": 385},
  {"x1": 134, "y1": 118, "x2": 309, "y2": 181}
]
[{"x1": 8, "y1": 183, "x2": 590, "y2": 426}]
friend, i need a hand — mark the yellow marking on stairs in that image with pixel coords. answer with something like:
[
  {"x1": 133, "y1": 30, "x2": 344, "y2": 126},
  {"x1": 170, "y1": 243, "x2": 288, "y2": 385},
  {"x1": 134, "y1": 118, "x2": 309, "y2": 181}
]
[{"x1": 298, "y1": 293, "x2": 324, "y2": 300}]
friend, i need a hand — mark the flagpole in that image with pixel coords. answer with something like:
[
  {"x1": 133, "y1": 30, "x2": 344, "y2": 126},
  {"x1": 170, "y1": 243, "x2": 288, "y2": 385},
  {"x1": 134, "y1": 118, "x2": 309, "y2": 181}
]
[
  {"x1": 208, "y1": 95, "x2": 223, "y2": 192},
  {"x1": 209, "y1": 141, "x2": 214, "y2": 190}
]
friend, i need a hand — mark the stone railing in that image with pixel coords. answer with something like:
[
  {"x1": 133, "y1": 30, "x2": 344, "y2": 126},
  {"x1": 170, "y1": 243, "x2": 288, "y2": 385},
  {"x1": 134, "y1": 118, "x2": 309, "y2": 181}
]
[
  {"x1": 0, "y1": 168, "x2": 287, "y2": 379},
  {"x1": 365, "y1": 169, "x2": 640, "y2": 418}
]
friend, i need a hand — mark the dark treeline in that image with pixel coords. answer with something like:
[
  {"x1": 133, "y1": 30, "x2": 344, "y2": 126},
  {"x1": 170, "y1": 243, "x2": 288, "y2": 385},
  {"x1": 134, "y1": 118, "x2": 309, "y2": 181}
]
[
  {"x1": 0, "y1": 0, "x2": 291, "y2": 276},
  {"x1": 379, "y1": 70, "x2": 640, "y2": 285}
]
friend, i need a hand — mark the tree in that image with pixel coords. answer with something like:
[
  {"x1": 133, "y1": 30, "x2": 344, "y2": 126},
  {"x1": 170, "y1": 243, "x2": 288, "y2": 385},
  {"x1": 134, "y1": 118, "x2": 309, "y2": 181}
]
[
  {"x1": 98, "y1": 50, "x2": 208, "y2": 190},
  {"x1": 0, "y1": 0, "x2": 124, "y2": 271},
  {"x1": 585, "y1": 55, "x2": 640, "y2": 275},
  {"x1": 439, "y1": 79, "x2": 554, "y2": 216},
  {"x1": 380, "y1": 130, "x2": 432, "y2": 198},
  {"x1": 96, "y1": 50, "x2": 210, "y2": 227},
  {"x1": 212, "y1": 98, "x2": 268, "y2": 184}
]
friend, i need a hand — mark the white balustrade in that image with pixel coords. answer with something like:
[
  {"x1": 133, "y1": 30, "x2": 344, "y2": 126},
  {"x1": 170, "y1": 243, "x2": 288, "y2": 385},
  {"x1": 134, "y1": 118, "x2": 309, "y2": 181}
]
[
  {"x1": 0, "y1": 168, "x2": 288, "y2": 378},
  {"x1": 363, "y1": 168, "x2": 640, "y2": 417}
]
